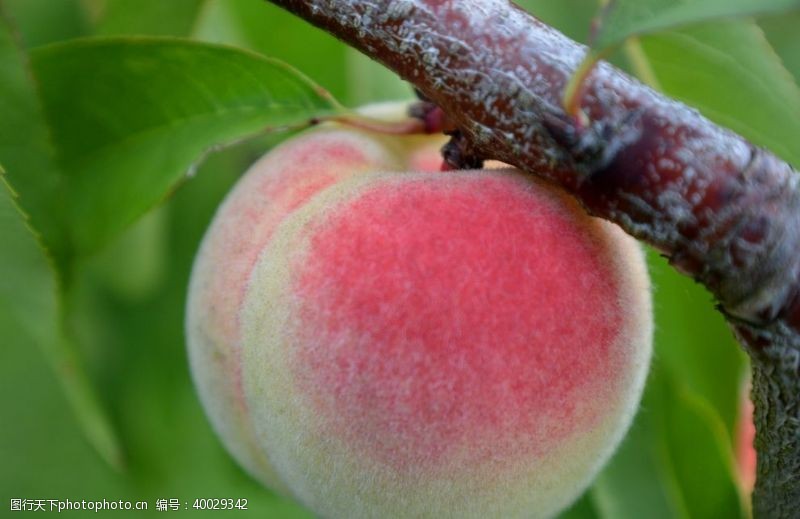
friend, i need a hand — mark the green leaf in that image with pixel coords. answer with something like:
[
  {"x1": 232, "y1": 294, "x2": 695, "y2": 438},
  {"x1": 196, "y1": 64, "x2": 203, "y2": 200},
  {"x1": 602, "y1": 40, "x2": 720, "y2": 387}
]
[
  {"x1": 195, "y1": 0, "x2": 412, "y2": 106},
  {"x1": 0, "y1": 174, "x2": 122, "y2": 470},
  {"x1": 2, "y1": 0, "x2": 89, "y2": 48},
  {"x1": 88, "y1": 205, "x2": 169, "y2": 301},
  {"x1": 345, "y1": 49, "x2": 413, "y2": 104},
  {"x1": 634, "y1": 19, "x2": 800, "y2": 168},
  {"x1": 592, "y1": 0, "x2": 800, "y2": 51},
  {"x1": 653, "y1": 377, "x2": 744, "y2": 518},
  {"x1": 760, "y1": 12, "x2": 800, "y2": 86},
  {"x1": 558, "y1": 492, "x2": 600, "y2": 519},
  {"x1": 92, "y1": 0, "x2": 208, "y2": 37},
  {"x1": 195, "y1": 0, "x2": 352, "y2": 103},
  {"x1": 0, "y1": 6, "x2": 70, "y2": 264},
  {"x1": 0, "y1": 175, "x2": 61, "y2": 393},
  {"x1": 646, "y1": 252, "x2": 746, "y2": 438},
  {"x1": 589, "y1": 362, "x2": 744, "y2": 518},
  {"x1": 0, "y1": 7, "x2": 123, "y2": 469},
  {"x1": 194, "y1": 0, "x2": 410, "y2": 105},
  {"x1": 515, "y1": 0, "x2": 597, "y2": 43},
  {"x1": 28, "y1": 38, "x2": 337, "y2": 255},
  {"x1": 590, "y1": 411, "x2": 683, "y2": 518},
  {"x1": 1, "y1": 14, "x2": 336, "y2": 467}
]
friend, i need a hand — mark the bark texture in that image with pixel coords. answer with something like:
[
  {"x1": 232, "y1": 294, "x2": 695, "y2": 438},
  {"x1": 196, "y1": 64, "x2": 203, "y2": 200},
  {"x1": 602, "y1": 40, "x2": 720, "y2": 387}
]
[{"x1": 267, "y1": 1, "x2": 800, "y2": 515}]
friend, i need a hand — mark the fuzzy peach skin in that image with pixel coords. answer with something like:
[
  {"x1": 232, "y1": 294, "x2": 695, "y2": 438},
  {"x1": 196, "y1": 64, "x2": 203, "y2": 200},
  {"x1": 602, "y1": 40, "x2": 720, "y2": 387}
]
[
  {"x1": 232, "y1": 167, "x2": 652, "y2": 518},
  {"x1": 186, "y1": 123, "x2": 445, "y2": 490}
]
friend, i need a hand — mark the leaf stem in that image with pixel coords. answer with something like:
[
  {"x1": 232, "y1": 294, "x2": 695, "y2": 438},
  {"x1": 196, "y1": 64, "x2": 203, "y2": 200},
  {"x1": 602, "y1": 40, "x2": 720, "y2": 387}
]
[{"x1": 623, "y1": 37, "x2": 662, "y2": 90}]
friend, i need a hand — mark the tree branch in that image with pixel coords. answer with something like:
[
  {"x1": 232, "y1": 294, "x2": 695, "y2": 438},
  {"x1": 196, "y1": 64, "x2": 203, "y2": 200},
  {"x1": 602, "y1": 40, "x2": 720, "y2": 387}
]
[{"x1": 266, "y1": 1, "x2": 800, "y2": 515}]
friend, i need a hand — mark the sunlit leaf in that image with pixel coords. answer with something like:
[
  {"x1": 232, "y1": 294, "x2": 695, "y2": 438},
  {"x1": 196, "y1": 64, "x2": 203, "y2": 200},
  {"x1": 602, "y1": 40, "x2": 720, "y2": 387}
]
[
  {"x1": 592, "y1": 0, "x2": 800, "y2": 51},
  {"x1": 0, "y1": 7, "x2": 70, "y2": 264},
  {"x1": 516, "y1": 0, "x2": 597, "y2": 43},
  {"x1": 0, "y1": 173, "x2": 122, "y2": 469},
  {"x1": 195, "y1": 0, "x2": 352, "y2": 102},
  {"x1": 92, "y1": 0, "x2": 207, "y2": 37},
  {"x1": 28, "y1": 38, "x2": 338, "y2": 255}
]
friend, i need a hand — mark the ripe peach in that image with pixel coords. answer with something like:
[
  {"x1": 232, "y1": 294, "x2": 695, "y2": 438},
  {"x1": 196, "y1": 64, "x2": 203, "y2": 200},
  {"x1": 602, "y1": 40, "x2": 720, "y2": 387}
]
[
  {"x1": 186, "y1": 120, "x2": 445, "y2": 490},
  {"x1": 187, "y1": 120, "x2": 652, "y2": 518}
]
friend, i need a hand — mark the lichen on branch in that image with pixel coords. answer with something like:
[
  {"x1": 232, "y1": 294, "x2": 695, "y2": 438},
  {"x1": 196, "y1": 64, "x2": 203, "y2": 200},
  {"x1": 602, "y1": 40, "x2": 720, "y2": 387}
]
[{"x1": 266, "y1": 1, "x2": 800, "y2": 516}]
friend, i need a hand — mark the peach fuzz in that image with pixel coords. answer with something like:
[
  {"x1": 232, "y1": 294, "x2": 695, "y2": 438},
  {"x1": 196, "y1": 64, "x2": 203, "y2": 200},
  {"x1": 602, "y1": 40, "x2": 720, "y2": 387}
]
[
  {"x1": 234, "y1": 169, "x2": 651, "y2": 517},
  {"x1": 186, "y1": 123, "x2": 445, "y2": 490}
]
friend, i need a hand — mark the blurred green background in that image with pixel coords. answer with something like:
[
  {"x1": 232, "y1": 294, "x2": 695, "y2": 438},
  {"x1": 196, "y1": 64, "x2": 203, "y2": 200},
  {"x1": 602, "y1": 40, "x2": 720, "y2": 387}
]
[{"x1": 3, "y1": 0, "x2": 798, "y2": 517}]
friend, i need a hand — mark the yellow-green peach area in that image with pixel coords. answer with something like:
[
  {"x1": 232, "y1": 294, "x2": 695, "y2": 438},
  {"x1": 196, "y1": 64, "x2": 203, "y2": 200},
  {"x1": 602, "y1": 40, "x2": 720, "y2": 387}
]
[{"x1": 186, "y1": 125, "x2": 445, "y2": 490}]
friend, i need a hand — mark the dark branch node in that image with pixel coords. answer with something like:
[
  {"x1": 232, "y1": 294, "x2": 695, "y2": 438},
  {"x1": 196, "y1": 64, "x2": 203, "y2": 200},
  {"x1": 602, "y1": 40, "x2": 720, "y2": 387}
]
[
  {"x1": 542, "y1": 107, "x2": 644, "y2": 186},
  {"x1": 441, "y1": 130, "x2": 485, "y2": 170},
  {"x1": 413, "y1": 87, "x2": 431, "y2": 102}
]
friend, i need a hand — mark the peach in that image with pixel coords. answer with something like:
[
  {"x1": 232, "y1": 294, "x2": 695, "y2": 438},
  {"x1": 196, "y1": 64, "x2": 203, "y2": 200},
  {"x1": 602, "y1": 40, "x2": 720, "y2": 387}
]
[
  {"x1": 186, "y1": 120, "x2": 445, "y2": 490},
  {"x1": 187, "y1": 118, "x2": 652, "y2": 518}
]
